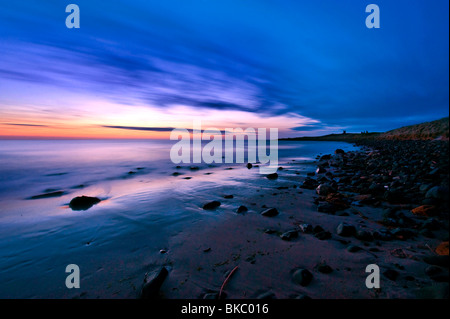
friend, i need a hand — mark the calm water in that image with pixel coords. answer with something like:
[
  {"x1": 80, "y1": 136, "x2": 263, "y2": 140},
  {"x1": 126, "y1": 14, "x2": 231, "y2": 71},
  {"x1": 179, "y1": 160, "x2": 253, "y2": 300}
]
[{"x1": 0, "y1": 139, "x2": 358, "y2": 298}]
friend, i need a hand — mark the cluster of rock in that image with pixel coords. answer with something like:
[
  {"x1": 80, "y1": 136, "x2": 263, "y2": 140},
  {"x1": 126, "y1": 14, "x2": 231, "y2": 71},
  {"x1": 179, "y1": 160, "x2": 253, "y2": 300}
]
[{"x1": 301, "y1": 141, "x2": 449, "y2": 234}]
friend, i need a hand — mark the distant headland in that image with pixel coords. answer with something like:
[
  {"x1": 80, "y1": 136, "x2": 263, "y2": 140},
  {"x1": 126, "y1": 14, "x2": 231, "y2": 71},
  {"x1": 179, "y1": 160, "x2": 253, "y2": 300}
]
[{"x1": 281, "y1": 117, "x2": 449, "y2": 142}]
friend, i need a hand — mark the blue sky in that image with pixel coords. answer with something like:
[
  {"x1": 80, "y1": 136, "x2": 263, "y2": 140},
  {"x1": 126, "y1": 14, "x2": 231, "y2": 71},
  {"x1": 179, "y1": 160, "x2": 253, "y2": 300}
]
[{"x1": 0, "y1": 0, "x2": 448, "y2": 138}]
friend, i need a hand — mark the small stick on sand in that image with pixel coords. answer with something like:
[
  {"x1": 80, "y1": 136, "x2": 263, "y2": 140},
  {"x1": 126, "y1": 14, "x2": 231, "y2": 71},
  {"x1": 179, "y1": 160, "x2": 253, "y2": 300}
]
[{"x1": 219, "y1": 266, "x2": 239, "y2": 299}]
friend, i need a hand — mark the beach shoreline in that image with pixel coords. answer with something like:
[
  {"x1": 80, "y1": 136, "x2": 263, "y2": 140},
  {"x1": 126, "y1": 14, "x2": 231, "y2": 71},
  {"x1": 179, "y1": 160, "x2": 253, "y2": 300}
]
[
  {"x1": 0, "y1": 140, "x2": 448, "y2": 299},
  {"x1": 135, "y1": 139, "x2": 449, "y2": 299}
]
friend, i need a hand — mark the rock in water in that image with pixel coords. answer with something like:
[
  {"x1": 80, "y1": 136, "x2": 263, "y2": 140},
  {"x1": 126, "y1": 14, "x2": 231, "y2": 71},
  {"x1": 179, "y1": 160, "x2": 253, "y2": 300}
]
[
  {"x1": 140, "y1": 267, "x2": 169, "y2": 299},
  {"x1": 266, "y1": 173, "x2": 278, "y2": 180},
  {"x1": 69, "y1": 196, "x2": 101, "y2": 211},
  {"x1": 292, "y1": 269, "x2": 313, "y2": 286},
  {"x1": 236, "y1": 205, "x2": 248, "y2": 214},
  {"x1": 260, "y1": 208, "x2": 279, "y2": 217},
  {"x1": 246, "y1": 163, "x2": 253, "y2": 169},
  {"x1": 203, "y1": 201, "x2": 221, "y2": 210}
]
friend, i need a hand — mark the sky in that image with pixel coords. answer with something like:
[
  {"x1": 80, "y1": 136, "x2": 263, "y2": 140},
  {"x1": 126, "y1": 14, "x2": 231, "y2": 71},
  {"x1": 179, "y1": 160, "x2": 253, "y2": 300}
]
[{"x1": 0, "y1": 0, "x2": 448, "y2": 139}]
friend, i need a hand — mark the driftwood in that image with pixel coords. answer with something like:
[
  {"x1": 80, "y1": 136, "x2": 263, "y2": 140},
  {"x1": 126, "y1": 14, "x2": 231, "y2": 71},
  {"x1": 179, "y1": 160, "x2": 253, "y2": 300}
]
[{"x1": 219, "y1": 266, "x2": 238, "y2": 299}]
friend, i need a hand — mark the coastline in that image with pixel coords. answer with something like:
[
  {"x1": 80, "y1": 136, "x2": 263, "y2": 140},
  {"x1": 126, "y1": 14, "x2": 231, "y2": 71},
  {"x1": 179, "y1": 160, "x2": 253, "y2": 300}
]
[{"x1": 0, "y1": 139, "x2": 448, "y2": 299}]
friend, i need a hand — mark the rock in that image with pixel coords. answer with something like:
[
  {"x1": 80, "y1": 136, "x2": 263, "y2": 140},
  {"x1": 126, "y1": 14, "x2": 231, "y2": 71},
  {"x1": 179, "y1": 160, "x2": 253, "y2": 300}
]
[
  {"x1": 317, "y1": 264, "x2": 333, "y2": 274},
  {"x1": 411, "y1": 205, "x2": 437, "y2": 217},
  {"x1": 69, "y1": 196, "x2": 101, "y2": 211},
  {"x1": 260, "y1": 208, "x2": 279, "y2": 217},
  {"x1": 172, "y1": 172, "x2": 182, "y2": 176},
  {"x1": 426, "y1": 186, "x2": 448, "y2": 200},
  {"x1": 325, "y1": 193, "x2": 350, "y2": 211},
  {"x1": 140, "y1": 267, "x2": 169, "y2": 299},
  {"x1": 317, "y1": 202, "x2": 337, "y2": 214},
  {"x1": 320, "y1": 154, "x2": 332, "y2": 160},
  {"x1": 335, "y1": 149, "x2": 345, "y2": 155},
  {"x1": 353, "y1": 194, "x2": 375, "y2": 205},
  {"x1": 383, "y1": 269, "x2": 399, "y2": 281},
  {"x1": 314, "y1": 231, "x2": 332, "y2": 240},
  {"x1": 313, "y1": 225, "x2": 325, "y2": 233},
  {"x1": 420, "y1": 184, "x2": 432, "y2": 193},
  {"x1": 203, "y1": 201, "x2": 221, "y2": 210},
  {"x1": 280, "y1": 230, "x2": 298, "y2": 241},
  {"x1": 266, "y1": 173, "x2": 278, "y2": 180},
  {"x1": 264, "y1": 228, "x2": 277, "y2": 234},
  {"x1": 307, "y1": 172, "x2": 315, "y2": 177},
  {"x1": 246, "y1": 163, "x2": 253, "y2": 169},
  {"x1": 435, "y1": 241, "x2": 449, "y2": 256},
  {"x1": 423, "y1": 255, "x2": 450, "y2": 268},
  {"x1": 189, "y1": 166, "x2": 199, "y2": 170},
  {"x1": 368, "y1": 183, "x2": 385, "y2": 195},
  {"x1": 236, "y1": 205, "x2": 248, "y2": 214},
  {"x1": 300, "y1": 177, "x2": 319, "y2": 190},
  {"x1": 316, "y1": 166, "x2": 327, "y2": 174},
  {"x1": 299, "y1": 223, "x2": 313, "y2": 233},
  {"x1": 347, "y1": 245, "x2": 362, "y2": 253},
  {"x1": 316, "y1": 184, "x2": 335, "y2": 196},
  {"x1": 355, "y1": 230, "x2": 373, "y2": 242},
  {"x1": 292, "y1": 269, "x2": 313, "y2": 286},
  {"x1": 336, "y1": 223, "x2": 356, "y2": 237},
  {"x1": 223, "y1": 195, "x2": 234, "y2": 199}
]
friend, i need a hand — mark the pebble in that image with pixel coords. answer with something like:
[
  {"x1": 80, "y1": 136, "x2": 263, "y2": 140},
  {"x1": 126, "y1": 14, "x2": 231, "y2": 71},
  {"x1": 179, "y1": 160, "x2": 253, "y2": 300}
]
[
  {"x1": 260, "y1": 208, "x2": 279, "y2": 217},
  {"x1": 292, "y1": 269, "x2": 313, "y2": 287},
  {"x1": 336, "y1": 223, "x2": 356, "y2": 237},
  {"x1": 203, "y1": 201, "x2": 221, "y2": 210}
]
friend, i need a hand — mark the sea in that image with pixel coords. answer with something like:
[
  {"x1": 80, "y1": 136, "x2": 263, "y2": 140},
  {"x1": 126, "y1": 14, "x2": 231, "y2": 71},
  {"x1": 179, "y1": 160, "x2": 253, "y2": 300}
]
[{"x1": 0, "y1": 139, "x2": 358, "y2": 298}]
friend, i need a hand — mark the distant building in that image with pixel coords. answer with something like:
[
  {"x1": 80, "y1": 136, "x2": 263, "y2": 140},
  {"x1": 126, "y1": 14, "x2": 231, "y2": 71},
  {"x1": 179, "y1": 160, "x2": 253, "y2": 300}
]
[{"x1": 343, "y1": 130, "x2": 346, "y2": 135}]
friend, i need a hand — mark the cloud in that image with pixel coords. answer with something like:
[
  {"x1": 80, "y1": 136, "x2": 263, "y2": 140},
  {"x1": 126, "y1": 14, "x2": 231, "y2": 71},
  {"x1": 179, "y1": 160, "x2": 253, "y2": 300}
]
[
  {"x1": 0, "y1": 0, "x2": 448, "y2": 136},
  {"x1": 3, "y1": 123, "x2": 48, "y2": 127}
]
